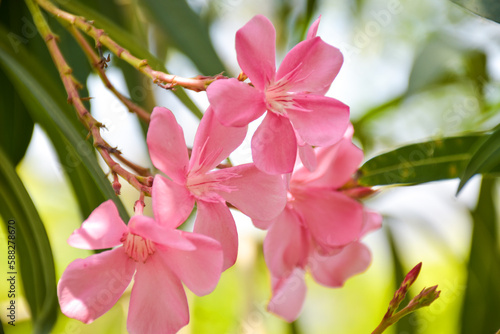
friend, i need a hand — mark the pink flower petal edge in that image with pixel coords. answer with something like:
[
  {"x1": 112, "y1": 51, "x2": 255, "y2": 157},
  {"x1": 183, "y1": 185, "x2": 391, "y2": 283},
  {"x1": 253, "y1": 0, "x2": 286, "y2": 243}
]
[
  {"x1": 251, "y1": 113, "x2": 297, "y2": 174},
  {"x1": 147, "y1": 106, "x2": 190, "y2": 184},
  {"x1": 67, "y1": 200, "x2": 127, "y2": 250},
  {"x1": 58, "y1": 248, "x2": 135, "y2": 323},
  {"x1": 235, "y1": 14, "x2": 276, "y2": 90},
  {"x1": 267, "y1": 268, "x2": 307, "y2": 322}
]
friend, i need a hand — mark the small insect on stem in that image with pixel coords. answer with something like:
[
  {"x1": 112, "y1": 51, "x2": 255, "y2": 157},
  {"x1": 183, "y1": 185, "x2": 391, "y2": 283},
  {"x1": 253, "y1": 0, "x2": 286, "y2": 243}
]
[{"x1": 97, "y1": 45, "x2": 111, "y2": 69}]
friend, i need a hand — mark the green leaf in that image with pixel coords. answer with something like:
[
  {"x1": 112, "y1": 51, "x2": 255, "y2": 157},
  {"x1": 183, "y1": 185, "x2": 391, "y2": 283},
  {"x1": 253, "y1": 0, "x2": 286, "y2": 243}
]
[
  {"x1": 50, "y1": 125, "x2": 110, "y2": 218},
  {"x1": 358, "y1": 135, "x2": 486, "y2": 186},
  {"x1": 0, "y1": 24, "x2": 129, "y2": 221},
  {"x1": 460, "y1": 177, "x2": 500, "y2": 333},
  {"x1": 451, "y1": 0, "x2": 500, "y2": 24},
  {"x1": 54, "y1": 0, "x2": 203, "y2": 119},
  {"x1": 406, "y1": 36, "x2": 461, "y2": 96},
  {"x1": 0, "y1": 146, "x2": 58, "y2": 334},
  {"x1": 0, "y1": 68, "x2": 34, "y2": 166},
  {"x1": 140, "y1": 0, "x2": 226, "y2": 75},
  {"x1": 457, "y1": 126, "x2": 500, "y2": 192}
]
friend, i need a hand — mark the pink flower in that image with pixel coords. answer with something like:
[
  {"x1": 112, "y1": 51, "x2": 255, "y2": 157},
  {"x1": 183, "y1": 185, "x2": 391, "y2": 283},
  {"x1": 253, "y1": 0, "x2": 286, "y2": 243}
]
[
  {"x1": 58, "y1": 200, "x2": 223, "y2": 334},
  {"x1": 257, "y1": 129, "x2": 382, "y2": 321},
  {"x1": 147, "y1": 106, "x2": 287, "y2": 270},
  {"x1": 207, "y1": 15, "x2": 350, "y2": 174}
]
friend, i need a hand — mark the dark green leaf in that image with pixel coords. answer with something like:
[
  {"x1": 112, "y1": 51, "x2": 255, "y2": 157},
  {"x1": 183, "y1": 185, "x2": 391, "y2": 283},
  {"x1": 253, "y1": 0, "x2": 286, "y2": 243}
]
[
  {"x1": 49, "y1": 125, "x2": 109, "y2": 218},
  {"x1": 451, "y1": 0, "x2": 500, "y2": 24},
  {"x1": 0, "y1": 146, "x2": 58, "y2": 334},
  {"x1": 73, "y1": 0, "x2": 128, "y2": 28},
  {"x1": 0, "y1": 68, "x2": 34, "y2": 166},
  {"x1": 359, "y1": 135, "x2": 486, "y2": 186},
  {"x1": 457, "y1": 126, "x2": 500, "y2": 192},
  {"x1": 140, "y1": 0, "x2": 226, "y2": 75},
  {"x1": 460, "y1": 177, "x2": 500, "y2": 333},
  {"x1": 0, "y1": 24, "x2": 129, "y2": 221}
]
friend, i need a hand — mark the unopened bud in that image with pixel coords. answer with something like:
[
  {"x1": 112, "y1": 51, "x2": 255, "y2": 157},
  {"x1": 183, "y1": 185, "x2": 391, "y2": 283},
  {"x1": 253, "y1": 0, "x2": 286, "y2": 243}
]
[
  {"x1": 386, "y1": 262, "x2": 422, "y2": 317},
  {"x1": 402, "y1": 262, "x2": 422, "y2": 288},
  {"x1": 408, "y1": 285, "x2": 440, "y2": 310},
  {"x1": 112, "y1": 173, "x2": 121, "y2": 195}
]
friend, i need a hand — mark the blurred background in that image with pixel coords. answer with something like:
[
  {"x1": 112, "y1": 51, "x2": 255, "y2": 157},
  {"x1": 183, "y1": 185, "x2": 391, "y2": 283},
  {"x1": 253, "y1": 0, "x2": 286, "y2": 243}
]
[{"x1": 1, "y1": 0, "x2": 500, "y2": 333}]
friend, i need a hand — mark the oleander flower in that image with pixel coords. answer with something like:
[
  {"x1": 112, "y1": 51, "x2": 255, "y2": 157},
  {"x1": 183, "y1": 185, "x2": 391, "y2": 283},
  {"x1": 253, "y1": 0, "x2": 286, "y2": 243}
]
[
  {"x1": 147, "y1": 106, "x2": 287, "y2": 270},
  {"x1": 207, "y1": 15, "x2": 349, "y2": 174},
  {"x1": 58, "y1": 200, "x2": 223, "y2": 334},
  {"x1": 256, "y1": 128, "x2": 382, "y2": 321}
]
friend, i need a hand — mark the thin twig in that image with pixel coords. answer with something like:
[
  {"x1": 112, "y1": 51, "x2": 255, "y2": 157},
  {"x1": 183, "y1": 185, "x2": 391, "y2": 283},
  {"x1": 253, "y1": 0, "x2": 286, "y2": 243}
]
[
  {"x1": 68, "y1": 26, "x2": 151, "y2": 122},
  {"x1": 35, "y1": 0, "x2": 226, "y2": 92},
  {"x1": 25, "y1": 0, "x2": 151, "y2": 196}
]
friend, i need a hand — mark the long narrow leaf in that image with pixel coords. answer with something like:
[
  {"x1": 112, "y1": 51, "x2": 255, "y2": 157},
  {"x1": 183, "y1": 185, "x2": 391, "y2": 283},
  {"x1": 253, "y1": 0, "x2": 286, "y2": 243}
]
[
  {"x1": 457, "y1": 126, "x2": 500, "y2": 192},
  {"x1": 0, "y1": 147, "x2": 58, "y2": 334},
  {"x1": 140, "y1": 0, "x2": 226, "y2": 75},
  {"x1": 0, "y1": 68, "x2": 34, "y2": 166},
  {"x1": 451, "y1": 0, "x2": 500, "y2": 24},
  {"x1": 359, "y1": 135, "x2": 486, "y2": 186},
  {"x1": 460, "y1": 177, "x2": 500, "y2": 333}
]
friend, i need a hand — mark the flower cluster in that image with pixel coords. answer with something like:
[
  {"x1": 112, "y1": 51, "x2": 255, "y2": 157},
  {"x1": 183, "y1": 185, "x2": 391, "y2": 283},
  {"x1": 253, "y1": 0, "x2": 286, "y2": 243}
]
[{"x1": 58, "y1": 14, "x2": 380, "y2": 333}]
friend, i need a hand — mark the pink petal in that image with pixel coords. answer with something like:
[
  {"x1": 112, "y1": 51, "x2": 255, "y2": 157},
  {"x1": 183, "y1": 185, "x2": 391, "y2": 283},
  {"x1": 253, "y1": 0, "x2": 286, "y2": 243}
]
[
  {"x1": 235, "y1": 14, "x2": 276, "y2": 90},
  {"x1": 276, "y1": 37, "x2": 343, "y2": 95},
  {"x1": 158, "y1": 231, "x2": 223, "y2": 296},
  {"x1": 310, "y1": 138, "x2": 363, "y2": 188},
  {"x1": 267, "y1": 268, "x2": 307, "y2": 322},
  {"x1": 252, "y1": 217, "x2": 275, "y2": 230},
  {"x1": 67, "y1": 200, "x2": 127, "y2": 250},
  {"x1": 293, "y1": 137, "x2": 363, "y2": 189},
  {"x1": 194, "y1": 200, "x2": 238, "y2": 271},
  {"x1": 57, "y1": 248, "x2": 135, "y2": 324},
  {"x1": 207, "y1": 79, "x2": 266, "y2": 127},
  {"x1": 127, "y1": 257, "x2": 188, "y2": 334},
  {"x1": 189, "y1": 107, "x2": 248, "y2": 174},
  {"x1": 251, "y1": 113, "x2": 297, "y2": 174},
  {"x1": 128, "y1": 215, "x2": 196, "y2": 251},
  {"x1": 147, "y1": 107, "x2": 189, "y2": 184},
  {"x1": 264, "y1": 208, "x2": 308, "y2": 278},
  {"x1": 288, "y1": 95, "x2": 349, "y2": 147},
  {"x1": 306, "y1": 16, "x2": 321, "y2": 40},
  {"x1": 361, "y1": 210, "x2": 383, "y2": 236},
  {"x1": 298, "y1": 144, "x2": 317, "y2": 172},
  {"x1": 152, "y1": 175, "x2": 194, "y2": 229},
  {"x1": 309, "y1": 242, "x2": 371, "y2": 287},
  {"x1": 217, "y1": 163, "x2": 287, "y2": 221},
  {"x1": 294, "y1": 190, "x2": 364, "y2": 248}
]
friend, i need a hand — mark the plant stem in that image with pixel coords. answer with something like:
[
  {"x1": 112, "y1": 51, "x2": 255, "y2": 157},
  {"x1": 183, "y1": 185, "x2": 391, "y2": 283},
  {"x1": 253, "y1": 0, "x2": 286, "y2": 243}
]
[
  {"x1": 68, "y1": 26, "x2": 151, "y2": 122},
  {"x1": 25, "y1": 0, "x2": 151, "y2": 196},
  {"x1": 35, "y1": 0, "x2": 226, "y2": 92},
  {"x1": 371, "y1": 306, "x2": 414, "y2": 334}
]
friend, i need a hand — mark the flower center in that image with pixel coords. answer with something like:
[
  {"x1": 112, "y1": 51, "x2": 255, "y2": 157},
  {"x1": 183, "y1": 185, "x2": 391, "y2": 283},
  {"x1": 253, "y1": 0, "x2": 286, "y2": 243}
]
[
  {"x1": 186, "y1": 170, "x2": 239, "y2": 202},
  {"x1": 265, "y1": 80, "x2": 294, "y2": 116},
  {"x1": 121, "y1": 232, "x2": 156, "y2": 263}
]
